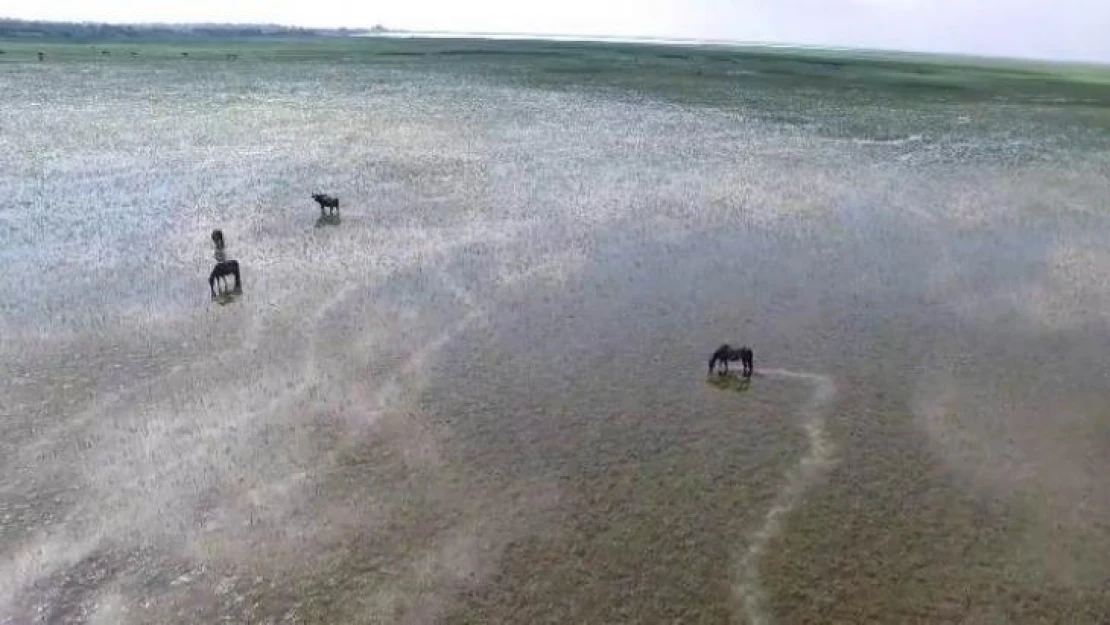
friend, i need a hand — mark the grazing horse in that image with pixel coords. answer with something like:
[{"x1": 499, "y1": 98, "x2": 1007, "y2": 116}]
[
  {"x1": 209, "y1": 260, "x2": 241, "y2": 295},
  {"x1": 211, "y1": 229, "x2": 225, "y2": 250},
  {"x1": 312, "y1": 193, "x2": 340, "y2": 215},
  {"x1": 708, "y1": 344, "x2": 754, "y2": 378}
]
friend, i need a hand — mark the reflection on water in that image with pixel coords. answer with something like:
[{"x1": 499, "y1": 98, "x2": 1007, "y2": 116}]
[
  {"x1": 707, "y1": 373, "x2": 752, "y2": 393},
  {"x1": 314, "y1": 213, "x2": 342, "y2": 228},
  {"x1": 211, "y1": 288, "x2": 242, "y2": 306}
]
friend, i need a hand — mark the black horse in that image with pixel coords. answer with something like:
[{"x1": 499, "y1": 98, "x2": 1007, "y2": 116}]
[
  {"x1": 211, "y1": 229, "x2": 225, "y2": 250},
  {"x1": 708, "y1": 344, "x2": 754, "y2": 378},
  {"x1": 312, "y1": 193, "x2": 340, "y2": 215},
  {"x1": 209, "y1": 260, "x2": 242, "y2": 295}
]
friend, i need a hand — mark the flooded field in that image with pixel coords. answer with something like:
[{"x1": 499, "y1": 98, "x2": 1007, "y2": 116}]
[{"x1": 2, "y1": 39, "x2": 1110, "y2": 623}]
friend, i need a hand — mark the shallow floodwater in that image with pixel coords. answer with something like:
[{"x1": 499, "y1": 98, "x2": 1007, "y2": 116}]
[{"x1": 2, "y1": 48, "x2": 1110, "y2": 623}]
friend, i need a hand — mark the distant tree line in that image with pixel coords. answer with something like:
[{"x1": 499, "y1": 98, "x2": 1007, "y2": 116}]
[{"x1": 0, "y1": 18, "x2": 380, "y2": 41}]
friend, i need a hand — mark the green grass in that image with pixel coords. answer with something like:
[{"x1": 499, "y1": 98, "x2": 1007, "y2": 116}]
[{"x1": 3, "y1": 36, "x2": 1109, "y2": 107}]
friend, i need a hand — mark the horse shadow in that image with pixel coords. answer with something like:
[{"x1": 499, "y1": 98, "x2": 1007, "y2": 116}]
[
  {"x1": 707, "y1": 373, "x2": 752, "y2": 393},
  {"x1": 314, "y1": 213, "x2": 342, "y2": 228}
]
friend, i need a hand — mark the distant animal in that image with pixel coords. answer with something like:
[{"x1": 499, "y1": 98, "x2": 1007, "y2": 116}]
[
  {"x1": 37, "y1": 51, "x2": 45, "y2": 61},
  {"x1": 211, "y1": 229, "x2": 225, "y2": 250},
  {"x1": 101, "y1": 50, "x2": 110, "y2": 56},
  {"x1": 181, "y1": 52, "x2": 189, "y2": 57},
  {"x1": 208, "y1": 260, "x2": 241, "y2": 295},
  {"x1": 312, "y1": 193, "x2": 340, "y2": 215},
  {"x1": 708, "y1": 344, "x2": 754, "y2": 378}
]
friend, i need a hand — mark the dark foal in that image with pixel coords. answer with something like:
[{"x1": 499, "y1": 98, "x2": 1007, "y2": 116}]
[
  {"x1": 209, "y1": 260, "x2": 242, "y2": 295},
  {"x1": 708, "y1": 344, "x2": 754, "y2": 378},
  {"x1": 312, "y1": 193, "x2": 340, "y2": 215}
]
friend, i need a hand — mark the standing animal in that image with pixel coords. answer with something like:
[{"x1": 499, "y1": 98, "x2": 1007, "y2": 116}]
[
  {"x1": 211, "y1": 229, "x2": 225, "y2": 250},
  {"x1": 208, "y1": 260, "x2": 242, "y2": 295},
  {"x1": 708, "y1": 344, "x2": 754, "y2": 378},
  {"x1": 312, "y1": 193, "x2": 340, "y2": 215}
]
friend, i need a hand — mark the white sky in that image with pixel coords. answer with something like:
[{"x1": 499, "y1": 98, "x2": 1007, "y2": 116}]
[{"x1": 4, "y1": 0, "x2": 1110, "y2": 63}]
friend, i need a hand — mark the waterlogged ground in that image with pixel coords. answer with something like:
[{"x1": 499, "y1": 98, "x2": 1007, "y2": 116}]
[{"x1": 2, "y1": 39, "x2": 1110, "y2": 623}]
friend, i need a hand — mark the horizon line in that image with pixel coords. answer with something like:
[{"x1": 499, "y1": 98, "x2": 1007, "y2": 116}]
[{"x1": 3, "y1": 16, "x2": 1108, "y2": 67}]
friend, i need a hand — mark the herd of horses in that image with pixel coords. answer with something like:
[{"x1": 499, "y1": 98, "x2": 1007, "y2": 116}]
[
  {"x1": 26, "y1": 49, "x2": 236, "y2": 61},
  {"x1": 207, "y1": 193, "x2": 339, "y2": 296},
  {"x1": 207, "y1": 192, "x2": 754, "y2": 379}
]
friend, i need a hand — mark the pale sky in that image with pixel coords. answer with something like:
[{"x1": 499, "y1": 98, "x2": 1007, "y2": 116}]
[{"x1": 5, "y1": 0, "x2": 1110, "y2": 63}]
